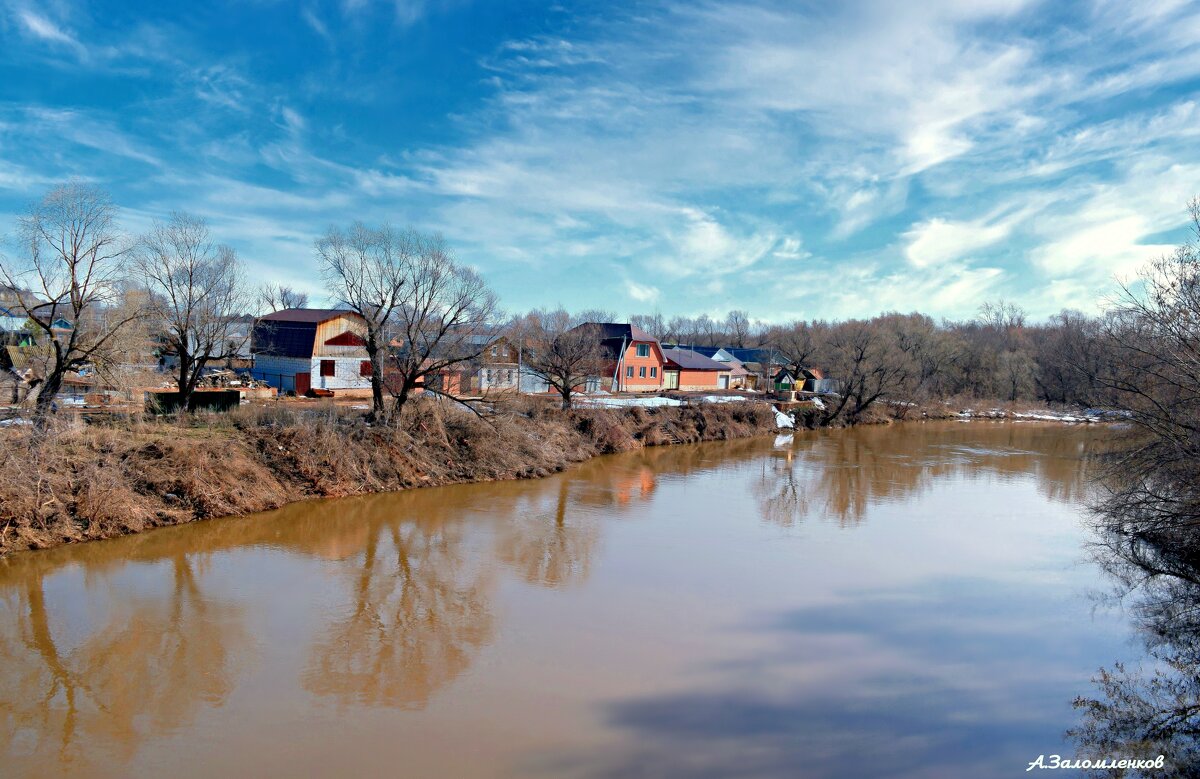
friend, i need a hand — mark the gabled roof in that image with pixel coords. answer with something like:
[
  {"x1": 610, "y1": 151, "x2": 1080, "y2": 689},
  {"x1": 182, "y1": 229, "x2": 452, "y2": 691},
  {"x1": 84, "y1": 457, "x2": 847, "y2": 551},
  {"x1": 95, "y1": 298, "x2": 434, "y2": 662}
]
[
  {"x1": 662, "y1": 347, "x2": 728, "y2": 371},
  {"x1": 257, "y1": 308, "x2": 357, "y2": 324},
  {"x1": 0, "y1": 315, "x2": 28, "y2": 333},
  {"x1": 578, "y1": 322, "x2": 659, "y2": 343}
]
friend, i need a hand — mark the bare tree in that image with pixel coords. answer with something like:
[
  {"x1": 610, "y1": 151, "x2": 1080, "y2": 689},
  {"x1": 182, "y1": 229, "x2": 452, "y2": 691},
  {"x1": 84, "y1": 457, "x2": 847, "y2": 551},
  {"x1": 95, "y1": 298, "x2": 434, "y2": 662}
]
[
  {"x1": 818, "y1": 318, "x2": 913, "y2": 421},
  {"x1": 576, "y1": 308, "x2": 616, "y2": 324},
  {"x1": 978, "y1": 300, "x2": 1027, "y2": 349},
  {"x1": 384, "y1": 233, "x2": 499, "y2": 414},
  {"x1": 259, "y1": 284, "x2": 309, "y2": 313},
  {"x1": 694, "y1": 314, "x2": 718, "y2": 347},
  {"x1": 665, "y1": 315, "x2": 692, "y2": 345},
  {"x1": 725, "y1": 310, "x2": 751, "y2": 348},
  {"x1": 316, "y1": 222, "x2": 410, "y2": 420},
  {"x1": 767, "y1": 320, "x2": 820, "y2": 375},
  {"x1": 0, "y1": 183, "x2": 137, "y2": 419},
  {"x1": 522, "y1": 308, "x2": 606, "y2": 409},
  {"x1": 629, "y1": 311, "x2": 667, "y2": 340},
  {"x1": 134, "y1": 213, "x2": 248, "y2": 409}
]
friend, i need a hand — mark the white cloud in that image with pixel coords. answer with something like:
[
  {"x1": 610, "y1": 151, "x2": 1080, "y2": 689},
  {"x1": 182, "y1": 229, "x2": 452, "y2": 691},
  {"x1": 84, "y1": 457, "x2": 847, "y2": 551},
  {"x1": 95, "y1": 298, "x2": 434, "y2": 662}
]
[
  {"x1": 301, "y1": 7, "x2": 334, "y2": 44},
  {"x1": 15, "y1": 8, "x2": 85, "y2": 56},
  {"x1": 903, "y1": 216, "x2": 1015, "y2": 268},
  {"x1": 1027, "y1": 156, "x2": 1200, "y2": 281},
  {"x1": 661, "y1": 208, "x2": 776, "y2": 278},
  {"x1": 625, "y1": 279, "x2": 660, "y2": 303},
  {"x1": 773, "y1": 237, "x2": 809, "y2": 260}
]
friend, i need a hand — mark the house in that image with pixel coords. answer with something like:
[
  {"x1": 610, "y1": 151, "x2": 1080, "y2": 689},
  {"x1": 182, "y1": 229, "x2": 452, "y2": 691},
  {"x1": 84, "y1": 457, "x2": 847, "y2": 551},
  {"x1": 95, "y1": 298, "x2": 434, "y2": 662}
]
[
  {"x1": 480, "y1": 335, "x2": 521, "y2": 392},
  {"x1": 682, "y1": 346, "x2": 755, "y2": 390},
  {"x1": 662, "y1": 347, "x2": 733, "y2": 391},
  {"x1": 452, "y1": 332, "x2": 521, "y2": 393},
  {"x1": 0, "y1": 307, "x2": 34, "y2": 347},
  {"x1": 250, "y1": 309, "x2": 373, "y2": 395},
  {"x1": 577, "y1": 322, "x2": 665, "y2": 393},
  {"x1": 799, "y1": 367, "x2": 839, "y2": 394},
  {"x1": 773, "y1": 368, "x2": 797, "y2": 392}
]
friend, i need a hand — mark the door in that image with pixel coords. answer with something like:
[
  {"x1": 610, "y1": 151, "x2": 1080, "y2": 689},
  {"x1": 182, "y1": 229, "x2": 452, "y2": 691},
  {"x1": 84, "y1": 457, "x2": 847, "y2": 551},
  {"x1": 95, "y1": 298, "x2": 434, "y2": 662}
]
[
  {"x1": 295, "y1": 372, "x2": 311, "y2": 396},
  {"x1": 719, "y1": 374, "x2": 729, "y2": 389},
  {"x1": 664, "y1": 370, "x2": 680, "y2": 390}
]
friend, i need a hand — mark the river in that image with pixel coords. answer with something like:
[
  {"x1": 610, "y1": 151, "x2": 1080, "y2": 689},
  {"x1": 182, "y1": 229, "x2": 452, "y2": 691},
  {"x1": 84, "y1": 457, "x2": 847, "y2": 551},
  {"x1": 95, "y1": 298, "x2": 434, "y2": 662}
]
[{"x1": 0, "y1": 421, "x2": 1131, "y2": 777}]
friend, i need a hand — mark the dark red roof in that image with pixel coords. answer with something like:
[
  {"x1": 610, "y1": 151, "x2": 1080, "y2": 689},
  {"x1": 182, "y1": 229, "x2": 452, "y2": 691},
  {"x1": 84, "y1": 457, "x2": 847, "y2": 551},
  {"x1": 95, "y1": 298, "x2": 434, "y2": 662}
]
[
  {"x1": 258, "y1": 308, "x2": 356, "y2": 324},
  {"x1": 663, "y1": 347, "x2": 727, "y2": 371},
  {"x1": 325, "y1": 331, "x2": 367, "y2": 347}
]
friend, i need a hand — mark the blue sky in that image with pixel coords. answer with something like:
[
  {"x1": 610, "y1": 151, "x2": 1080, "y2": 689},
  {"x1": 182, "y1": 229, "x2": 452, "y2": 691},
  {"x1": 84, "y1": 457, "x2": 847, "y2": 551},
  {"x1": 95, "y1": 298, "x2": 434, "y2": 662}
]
[{"x1": 1, "y1": 0, "x2": 1198, "y2": 321}]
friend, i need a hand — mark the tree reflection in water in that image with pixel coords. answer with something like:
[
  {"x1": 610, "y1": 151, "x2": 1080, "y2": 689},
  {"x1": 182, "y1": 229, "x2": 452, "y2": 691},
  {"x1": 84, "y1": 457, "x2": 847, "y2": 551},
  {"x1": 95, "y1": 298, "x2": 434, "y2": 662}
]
[
  {"x1": 496, "y1": 479, "x2": 600, "y2": 588},
  {"x1": 0, "y1": 553, "x2": 247, "y2": 775},
  {"x1": 755, "y1": 423, "x2": 1097, "y2": 527},
  {"x1": 1070, "y1": 527, "x2": 1200, "y2": 777},
  {"x1": 301, "y1": 498, "x2": 495, "y2": 709}
]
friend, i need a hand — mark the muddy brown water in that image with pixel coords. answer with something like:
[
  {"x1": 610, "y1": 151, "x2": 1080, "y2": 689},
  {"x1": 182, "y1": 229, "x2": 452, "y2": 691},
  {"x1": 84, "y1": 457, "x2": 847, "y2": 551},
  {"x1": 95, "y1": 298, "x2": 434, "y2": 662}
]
[{"x1": 0, "y1": 422, "x2": 1128, "y2": 778}]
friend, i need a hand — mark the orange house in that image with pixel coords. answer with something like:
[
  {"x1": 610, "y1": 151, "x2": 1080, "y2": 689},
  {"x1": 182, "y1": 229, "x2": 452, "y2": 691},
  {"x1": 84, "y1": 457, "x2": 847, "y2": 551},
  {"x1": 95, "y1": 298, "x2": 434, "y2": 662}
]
[
  {"x1": 661, "y1": 347, "x2": 732, "y2": 391},
  {"x1": 579, "y1": 322, "x2": 665, "y2": 393}
]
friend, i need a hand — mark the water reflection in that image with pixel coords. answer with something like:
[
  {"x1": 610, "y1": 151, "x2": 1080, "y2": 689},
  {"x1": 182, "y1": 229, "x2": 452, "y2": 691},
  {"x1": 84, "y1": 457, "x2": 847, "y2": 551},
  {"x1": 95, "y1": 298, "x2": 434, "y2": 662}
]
[
  {"x1": 758, "y1": 422, "x2": 1098, "y2": 527},
  {"x1": 1070, "y1": 527, "x2": 1200, "y2": 774},
  {"x1": 0, "y1": 553, "x2": 247, "y2": 775},
  {"x1": 0, "y1": 422, "x2": 1115, "y2": 778},
  {"x1": 497, "y1": 481, "x2": 600, "y2": 588},
  {"x1": 543, "y1": 579, "x2": 1084, "y2": 778},
  {"x1": 303, "y1": 513, "x2": 495, "y2": 709}
]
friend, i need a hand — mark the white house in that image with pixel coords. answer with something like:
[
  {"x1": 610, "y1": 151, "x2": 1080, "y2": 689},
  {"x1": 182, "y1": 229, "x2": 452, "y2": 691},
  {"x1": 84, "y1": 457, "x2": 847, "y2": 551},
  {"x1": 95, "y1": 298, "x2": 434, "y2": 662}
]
[{"x1": 250, "y1": 309, "x2": 373, "y2": 395}]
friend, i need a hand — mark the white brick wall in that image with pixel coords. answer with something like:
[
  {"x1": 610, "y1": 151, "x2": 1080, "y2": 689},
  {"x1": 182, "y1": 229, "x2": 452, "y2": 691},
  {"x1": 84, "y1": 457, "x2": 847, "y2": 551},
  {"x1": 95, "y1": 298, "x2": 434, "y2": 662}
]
[{"x1": 314, "y1": 357, "x2": 373, "y2": 390}]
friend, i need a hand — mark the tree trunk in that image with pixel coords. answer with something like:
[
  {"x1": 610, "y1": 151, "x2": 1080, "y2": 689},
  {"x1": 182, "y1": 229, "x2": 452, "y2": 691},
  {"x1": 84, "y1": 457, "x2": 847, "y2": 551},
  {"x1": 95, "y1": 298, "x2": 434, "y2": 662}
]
[
  {"x1": 33, "y1": 368, "x2": 64, "y2": 421},
  {"x1": 371, "y1": 365, "x2": 386, "y2": 420},
  {"x1": 176, "y1": 348, "x2": 194, "y2": 411},
  {"x1": 392, "y1": 380, "x2": 414, "y2": 417},
  {"x1": 367, "y1": 336, "x2": 386, "y2": 421}
]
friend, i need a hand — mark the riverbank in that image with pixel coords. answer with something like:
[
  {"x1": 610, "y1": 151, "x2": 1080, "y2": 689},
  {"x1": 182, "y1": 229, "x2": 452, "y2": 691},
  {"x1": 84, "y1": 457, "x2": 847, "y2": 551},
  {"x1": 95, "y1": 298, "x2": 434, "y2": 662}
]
[{"x1": 0, "y1": 398, "x2": 778, "y2": 555}]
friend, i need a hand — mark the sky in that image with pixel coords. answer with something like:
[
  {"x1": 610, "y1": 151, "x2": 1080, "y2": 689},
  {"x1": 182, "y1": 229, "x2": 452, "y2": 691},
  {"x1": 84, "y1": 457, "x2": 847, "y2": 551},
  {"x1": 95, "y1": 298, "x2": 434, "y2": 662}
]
[{"x1": 1, "y1": 0, "x2": 1198, "y2": 322}]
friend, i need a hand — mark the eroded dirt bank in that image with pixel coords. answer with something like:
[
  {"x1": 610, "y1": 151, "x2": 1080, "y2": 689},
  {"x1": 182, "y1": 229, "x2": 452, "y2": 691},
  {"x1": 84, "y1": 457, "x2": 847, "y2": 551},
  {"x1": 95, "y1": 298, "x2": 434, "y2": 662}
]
[{"x1": 0, "y1": 399, "x2": 778, "y2": 555}]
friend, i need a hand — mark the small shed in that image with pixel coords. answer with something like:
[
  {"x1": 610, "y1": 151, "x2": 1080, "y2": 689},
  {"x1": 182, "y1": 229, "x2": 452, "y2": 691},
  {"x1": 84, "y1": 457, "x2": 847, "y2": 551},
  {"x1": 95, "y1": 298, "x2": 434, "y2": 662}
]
[{"x1": 773, "y1": 368, "x2": 797, "y2": 392}]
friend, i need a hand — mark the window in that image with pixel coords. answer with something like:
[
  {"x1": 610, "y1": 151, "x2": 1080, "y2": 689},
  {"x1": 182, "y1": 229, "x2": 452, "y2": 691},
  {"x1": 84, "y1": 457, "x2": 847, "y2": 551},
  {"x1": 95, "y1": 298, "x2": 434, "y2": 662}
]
[
  {"x1": 491, "y1": 346, "x2": 499, "y2": 358},
  {"x1": 636, "y1": 344, "x2": 650, "y2": 358},
  {"x1": 320, "y1": 360, "x2": 335, "y2": 377},
  {"x1": 639, "y1": 366, "x2": 647, "y2": 378},
  {"x1": 626, "y1": 366, "x2": 634, "y2": 378},
  {"x1": 650, "y1": 367, "x2": 658, "y2": 378},
  {"x1": 359, "y1": 360, "x2": 372, "y2": 377}
]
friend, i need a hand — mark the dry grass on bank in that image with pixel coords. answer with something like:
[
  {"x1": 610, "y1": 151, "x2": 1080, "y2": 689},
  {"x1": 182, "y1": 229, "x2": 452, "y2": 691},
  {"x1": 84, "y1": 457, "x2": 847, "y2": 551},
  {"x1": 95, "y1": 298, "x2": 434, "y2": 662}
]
[{"x1": 0, "y1": 398, "x2": 776, "y2": 555}]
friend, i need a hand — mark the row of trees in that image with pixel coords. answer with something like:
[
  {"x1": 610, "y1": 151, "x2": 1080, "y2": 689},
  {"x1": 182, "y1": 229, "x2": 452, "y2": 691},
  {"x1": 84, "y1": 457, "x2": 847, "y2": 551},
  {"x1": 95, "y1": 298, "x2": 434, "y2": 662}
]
[
  {"x1": 0, "y1": 183, "x2": 498, "y2": 421},
  {"x1": 3, "y1": 181, "x2": 1196, "y2": 426}
]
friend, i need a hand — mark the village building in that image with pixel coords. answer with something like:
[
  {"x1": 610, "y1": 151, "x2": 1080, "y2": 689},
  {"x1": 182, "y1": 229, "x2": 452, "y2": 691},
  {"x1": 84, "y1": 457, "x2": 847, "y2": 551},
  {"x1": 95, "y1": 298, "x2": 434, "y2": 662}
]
[
  {"x1": 579, "y1": 323, "x2": 665, "y2": 393},
  {"x1": 459, "y1": 332, "x2": 521, "y2": 393},
  {"x1": 0, "y1": 307, "x2": 35, "y2": 348},
  {"x1": 800, "y1": 367, "x2": 838, "y2": 394},
  {"x1": 661, "y1": 347, "x2": 733, "y2": 391},
  {"x1": 250, "y1": 309, "x2": 373, "y2": 395},
  {"x1": 683, "y1": 346, "x2": 755, "y2": 390}
]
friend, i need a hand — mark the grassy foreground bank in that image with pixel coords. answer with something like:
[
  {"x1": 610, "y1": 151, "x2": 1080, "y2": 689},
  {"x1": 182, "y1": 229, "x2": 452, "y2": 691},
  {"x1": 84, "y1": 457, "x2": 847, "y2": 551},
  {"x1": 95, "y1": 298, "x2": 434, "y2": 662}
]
[{"x1": 0, "y1": 399, "x2": 778, "y2": 555}]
